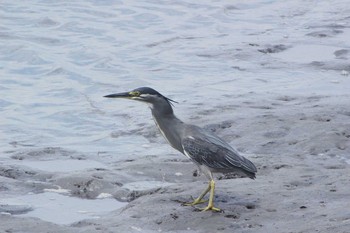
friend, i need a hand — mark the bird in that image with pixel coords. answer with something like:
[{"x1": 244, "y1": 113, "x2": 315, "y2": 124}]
[{"x1": 104, "y1": 87, "x2": 257, "y2": 212}]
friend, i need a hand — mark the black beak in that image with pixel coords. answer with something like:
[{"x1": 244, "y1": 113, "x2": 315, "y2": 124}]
[{"x1": 104, "y1": 92, "x2": 130, "y2": 98}]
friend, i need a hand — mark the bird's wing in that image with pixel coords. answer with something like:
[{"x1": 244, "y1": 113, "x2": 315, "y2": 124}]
[{"x1": 182, "y1": 134, "x2": 257, "y2": 174}]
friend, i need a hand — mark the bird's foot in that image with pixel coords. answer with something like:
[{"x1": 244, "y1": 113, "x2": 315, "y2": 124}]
[
  {"x1": 182, "y1": 197, "x2": 208, "y2": 206},
  {"x1": 199, "y1": 205, "x2": 222, "y2": 212}
]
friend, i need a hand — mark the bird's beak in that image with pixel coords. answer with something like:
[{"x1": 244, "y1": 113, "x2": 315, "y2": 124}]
[{"x1": 104, "y1": 92, "x2": 130, "y2": 98}]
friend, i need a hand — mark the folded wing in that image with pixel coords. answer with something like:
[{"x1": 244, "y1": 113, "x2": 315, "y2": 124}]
[{"x1": 182, "y1": 134, "x2": 257, "y2": 179}]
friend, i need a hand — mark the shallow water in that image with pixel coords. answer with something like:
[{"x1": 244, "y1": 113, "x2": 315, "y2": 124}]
[
  {"x1": 0, "y1": 0, "x2": 239, "y2": 157},
  {"x1": 1, "y1": 0, "x2": 350, "y2": 226},
  {"x1": 0, "y1": 191, "x2": 126, "y2": 225},
  {"x1": 1, "y1": 0, "x2": 349, "y2": 157}
]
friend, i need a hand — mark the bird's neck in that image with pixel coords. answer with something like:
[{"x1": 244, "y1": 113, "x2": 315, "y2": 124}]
[
  {"x1": 151, "y1": 107, "x2": 185, "y2": 153},
  {"x1": 149, "y1": 100, "x2": 173, "y2": 115}
]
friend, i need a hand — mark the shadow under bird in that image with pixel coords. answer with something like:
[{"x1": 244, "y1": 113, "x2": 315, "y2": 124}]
[{"x1": 104, "y1": 87, "x2": 257, "y2": 212}]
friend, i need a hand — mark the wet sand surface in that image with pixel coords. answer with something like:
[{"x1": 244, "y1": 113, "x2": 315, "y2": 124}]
[{"x1": 1, "y1": 0, "x2": 350, "y2": 232}]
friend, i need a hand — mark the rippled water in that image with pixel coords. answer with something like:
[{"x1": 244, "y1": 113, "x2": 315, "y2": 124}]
[
  {"x1": 1, "y1": 191, "x2": 126, "y2": 224},
  {"x1": 1, "y1": 0, "x2": 349, "y2": 160},
  {"x1": 1, "y1": 0, "x2": 259, "y2": 156}
]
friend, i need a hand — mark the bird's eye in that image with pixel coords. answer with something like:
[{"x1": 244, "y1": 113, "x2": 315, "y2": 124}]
[{"x1": 129, "y1": 91, "x2": 141, "y2": 97}]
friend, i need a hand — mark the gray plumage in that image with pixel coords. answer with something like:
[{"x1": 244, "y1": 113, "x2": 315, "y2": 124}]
[
  {"x1": 182, "y1": 127, "x2": 256, "y2": 179},
  {"x1": 143, "y1": 87, "x2": 257, "y2": 179}
]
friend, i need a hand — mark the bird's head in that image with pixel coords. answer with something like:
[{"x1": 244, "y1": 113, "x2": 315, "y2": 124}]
[{"x1": 104, "y1": 87, "x2": 177, "y2": 111}]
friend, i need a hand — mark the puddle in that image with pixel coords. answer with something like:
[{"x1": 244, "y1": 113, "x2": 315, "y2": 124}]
[
  {"x1": 0, "y1": 192, "x2": 127, "y2": 225},
  {"x1": 123, "y1": 181, "x2": 173, "y2": 191},
  {"x1": 271, "y1": 44, "x2": 338, "y2": 63},
  {"x1": 12, "y1": 159, "x2": 107, "y2": 172}
]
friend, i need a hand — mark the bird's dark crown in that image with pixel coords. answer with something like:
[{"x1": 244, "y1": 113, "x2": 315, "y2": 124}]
[
  {"x1": 131, "y1": 87, "x2": 162, "y2": 96},
  {"x1": 130, "y1": 87, "x2": 177, "y2": 106}
]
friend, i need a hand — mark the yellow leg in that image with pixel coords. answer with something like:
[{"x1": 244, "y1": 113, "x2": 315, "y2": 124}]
[
  {"x1": 184, "y1": 182, "x2": 210, "y2": 206},
  {"x1": 200, "y1": 180, "x2": 221, "y2": 212}
]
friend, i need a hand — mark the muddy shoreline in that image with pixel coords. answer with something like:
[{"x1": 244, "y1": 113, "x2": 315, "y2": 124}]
[{"x1": 2, "y1": 93, "x2": 350, "y2": 232}]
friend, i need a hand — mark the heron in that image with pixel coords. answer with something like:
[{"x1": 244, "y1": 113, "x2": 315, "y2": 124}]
[{"x1": 104, "y1": 87, "x2": 257, "y2": 212}]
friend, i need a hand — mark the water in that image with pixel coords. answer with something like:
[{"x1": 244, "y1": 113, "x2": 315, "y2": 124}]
[
  {"x1": 0, "y1": 191, "x2": 126, "y2": 225},
  {"x1": 1, "y1": 0, "x2": 349, "y2": 157},
  {"x1": 1, "y1": 0, "x2": 239, "y2": 156}
]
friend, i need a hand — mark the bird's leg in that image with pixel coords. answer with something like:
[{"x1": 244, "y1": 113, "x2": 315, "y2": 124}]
[
  {"x1": 200, "y1": 179, "x2": 221, "y2": 212},
  {"x1": 183, "y1": 182, "x2": 210, "y2": 206}
]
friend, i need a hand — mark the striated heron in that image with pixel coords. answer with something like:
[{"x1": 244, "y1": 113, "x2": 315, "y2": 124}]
[{"x1": 104, "y1": 87, "x2": 257, "y2": 212}]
